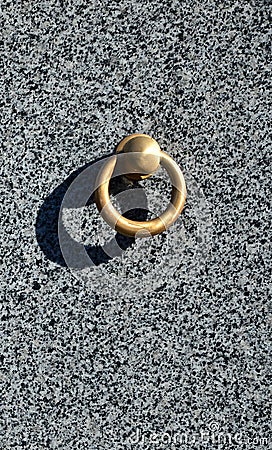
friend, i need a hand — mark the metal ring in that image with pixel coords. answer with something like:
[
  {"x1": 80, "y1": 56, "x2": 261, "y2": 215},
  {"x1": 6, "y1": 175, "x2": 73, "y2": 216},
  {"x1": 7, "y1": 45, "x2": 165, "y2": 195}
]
[{"x1": 95, "y1": 144, "x2": 186, "y2": 238}]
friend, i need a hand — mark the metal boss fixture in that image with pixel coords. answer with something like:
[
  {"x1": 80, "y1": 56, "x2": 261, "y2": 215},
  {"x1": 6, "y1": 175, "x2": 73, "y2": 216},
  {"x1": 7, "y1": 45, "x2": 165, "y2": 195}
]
[{"x1": 95, "y1": 134, "x2": 187, "y2": 238}]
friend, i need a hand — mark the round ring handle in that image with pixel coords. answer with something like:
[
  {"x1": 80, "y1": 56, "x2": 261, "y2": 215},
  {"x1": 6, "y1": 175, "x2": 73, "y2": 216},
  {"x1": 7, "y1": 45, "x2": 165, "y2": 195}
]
[{"x1": 95, "y1": 134, "x2": 186, "y2": 238}]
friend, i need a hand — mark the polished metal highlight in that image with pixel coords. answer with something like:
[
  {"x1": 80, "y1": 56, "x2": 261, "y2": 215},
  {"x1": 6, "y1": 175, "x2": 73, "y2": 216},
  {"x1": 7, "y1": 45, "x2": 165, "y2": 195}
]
[{"x1": 95, "y1": 134, "x2": 186, "y2": 237}]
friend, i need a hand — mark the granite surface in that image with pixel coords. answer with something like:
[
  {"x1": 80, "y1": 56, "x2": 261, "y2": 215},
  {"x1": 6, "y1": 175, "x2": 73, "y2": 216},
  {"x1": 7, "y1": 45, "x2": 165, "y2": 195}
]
[{"x1": 1, "y1": 0, "x2": 271, "y2": 449}]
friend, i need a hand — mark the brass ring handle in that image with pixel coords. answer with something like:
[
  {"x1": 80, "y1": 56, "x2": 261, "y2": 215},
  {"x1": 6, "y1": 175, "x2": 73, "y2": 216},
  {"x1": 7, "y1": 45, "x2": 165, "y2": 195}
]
[{"x1": 95, "y1": 134, "x2": 186, "y2": 238}]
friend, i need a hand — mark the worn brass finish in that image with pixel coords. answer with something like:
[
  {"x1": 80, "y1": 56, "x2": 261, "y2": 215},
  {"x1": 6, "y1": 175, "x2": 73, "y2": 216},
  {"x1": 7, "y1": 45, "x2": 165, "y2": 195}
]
[
  {"x1": 116, "y1": 133, "x2": 161, "y2": 181},
  {"x1": 95, "y1": 134, "x2": 186, "y2": 237}
]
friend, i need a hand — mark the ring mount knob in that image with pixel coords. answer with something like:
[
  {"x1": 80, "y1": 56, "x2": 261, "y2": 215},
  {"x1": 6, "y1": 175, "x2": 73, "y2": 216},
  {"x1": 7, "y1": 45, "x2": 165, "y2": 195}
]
[
  {"x1": 116, "y1": 133, "x2": 161, "y2": 181},
  {"x1": 95, "y1": 134, "x2": 186, "y2": 238}
]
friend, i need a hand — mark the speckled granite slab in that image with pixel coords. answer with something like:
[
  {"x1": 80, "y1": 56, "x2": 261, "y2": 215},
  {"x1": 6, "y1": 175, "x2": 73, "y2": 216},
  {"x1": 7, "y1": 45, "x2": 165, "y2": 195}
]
[{"x1": 1, "y1": 1, "x2": 271, "y2": 448}]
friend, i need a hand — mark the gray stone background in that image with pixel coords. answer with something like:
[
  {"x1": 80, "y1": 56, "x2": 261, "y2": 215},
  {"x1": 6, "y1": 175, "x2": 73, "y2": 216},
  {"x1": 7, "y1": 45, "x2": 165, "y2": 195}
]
[{"x1": 1, "y1": 0, "x2": 271, "y2": 449}]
